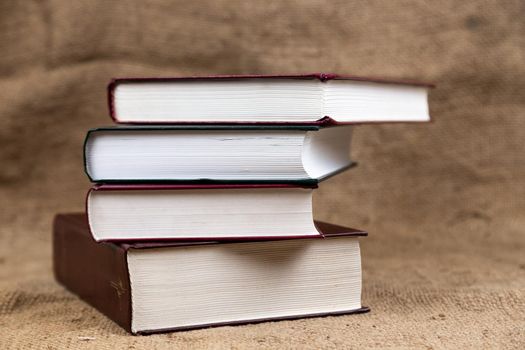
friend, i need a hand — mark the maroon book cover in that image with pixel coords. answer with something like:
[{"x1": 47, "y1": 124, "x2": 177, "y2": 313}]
[
  {"x1": 108, "y1": 72, "x2": 434, "y2": 125},
  {"x1": 86, "y1": 183, "x2": 325, "y2": 242},
  {"x1": 53, "y1": 213, "x2": 369, "y2": 334}
]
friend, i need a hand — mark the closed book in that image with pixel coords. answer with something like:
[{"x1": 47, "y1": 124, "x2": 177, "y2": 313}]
[
  {"x1": 83, "y1": 124, "x2": 354, "y2": 184},
  {"x1": 108, "y1": 73, "x2": 433, "y2": 124},
  {"x1": 53, "y1": 213, "x2": 369, "y2": 334},
  {"x1": 87, "y1": 184, "x2": 325, "y2": 242}
]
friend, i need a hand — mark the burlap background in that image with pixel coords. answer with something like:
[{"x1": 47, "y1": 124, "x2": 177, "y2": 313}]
[{"x1": 1, "y1": 0, "x2": 524, "y2": 348}]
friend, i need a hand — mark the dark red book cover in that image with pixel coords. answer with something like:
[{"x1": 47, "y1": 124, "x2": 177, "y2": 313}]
[
  {"x1": 53, "y1": 213, "x2": 369, "y2": 334},
  {"x1": 86, "y1": 183, "x2": 327, "y2": 242},
  {"x1": 108, "y1": 72, "x2": 434, "y2": 125}
]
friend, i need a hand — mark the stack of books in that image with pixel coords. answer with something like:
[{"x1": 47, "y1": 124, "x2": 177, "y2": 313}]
[{"x1": 53, "y1": 73, "x2": 431, "y2": 334}]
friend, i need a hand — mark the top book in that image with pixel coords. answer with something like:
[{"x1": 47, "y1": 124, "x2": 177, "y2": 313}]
[{"x1": 108, "y1": 73, "x2": 433, "y2": 124}]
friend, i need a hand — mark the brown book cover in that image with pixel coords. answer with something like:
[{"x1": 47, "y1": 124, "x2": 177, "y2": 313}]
[{"x1": 53, "y1": 213, "x2": 369, "y2": 334}]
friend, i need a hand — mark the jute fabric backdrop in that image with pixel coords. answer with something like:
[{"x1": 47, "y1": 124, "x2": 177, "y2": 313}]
[{"x1": 0, "y1": 1, "x2": 523, "y2": 348}]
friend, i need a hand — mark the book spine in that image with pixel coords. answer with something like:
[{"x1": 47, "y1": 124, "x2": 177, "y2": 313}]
[
  {"x1": 83, "y1": 130, "x2": 95, "y2": 182},
  {"x1": 53, "y1": 215, "x2": 133, "y2": 333},
  {"x1": 107, "y1": 79, "x2": 118, "y2": 123}
]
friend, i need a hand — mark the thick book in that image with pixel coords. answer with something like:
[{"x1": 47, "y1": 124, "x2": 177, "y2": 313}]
[
  {"x1": 53, "y1": 213, "x2": 369, "y2": 334},
  {"x1": 84, "y1": 125, "x2": 354, "y2": 184},
  {"x1": 108, "y1": 73, "x2": 433, "y2": 124},
  {"x1": 87, "y1": 184, "x2": 327, "y2": 242}
]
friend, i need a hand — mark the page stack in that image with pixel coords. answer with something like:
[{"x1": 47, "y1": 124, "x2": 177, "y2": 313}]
[{"x1": 53, "y1": 73, "x2": 432, "y2": 334}]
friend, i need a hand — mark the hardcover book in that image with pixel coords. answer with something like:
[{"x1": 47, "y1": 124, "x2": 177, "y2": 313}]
[
  {"x1": 108, "y1": 73, "x2": 432, "y2": 124},
  {"x1": 87, "y1": 184, "x2": 326, "y2": 242},
  {"x1": 54, "y1": 213, "x2": 369, "y2": 334},
  {"x1": 84, "y1": 125, "x2": 354, "y2": 184}
]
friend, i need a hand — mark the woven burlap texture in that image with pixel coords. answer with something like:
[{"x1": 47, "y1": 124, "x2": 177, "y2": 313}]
[{"x1": 1, "y1": 1, "x2": 524, "y2": 349}]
